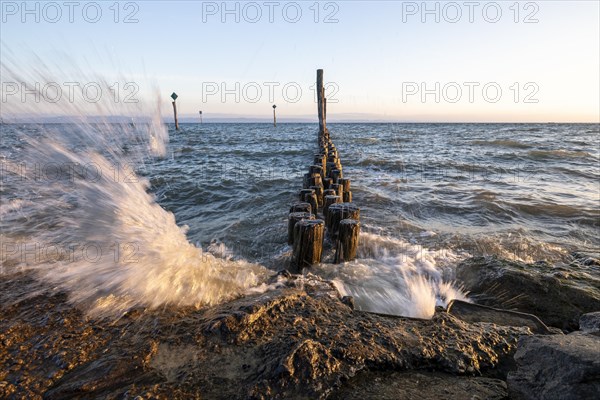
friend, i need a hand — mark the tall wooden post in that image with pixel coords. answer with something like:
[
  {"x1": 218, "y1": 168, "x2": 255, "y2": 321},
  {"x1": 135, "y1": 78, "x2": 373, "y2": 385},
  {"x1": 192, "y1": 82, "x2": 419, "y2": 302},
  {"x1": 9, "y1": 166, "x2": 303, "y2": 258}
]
[
  {"x1": 317, "y1": 69, "x2": 326, "y2": 134},
  {"x1": 273, "y1": 104, "x2": 277, "y2": 127}
]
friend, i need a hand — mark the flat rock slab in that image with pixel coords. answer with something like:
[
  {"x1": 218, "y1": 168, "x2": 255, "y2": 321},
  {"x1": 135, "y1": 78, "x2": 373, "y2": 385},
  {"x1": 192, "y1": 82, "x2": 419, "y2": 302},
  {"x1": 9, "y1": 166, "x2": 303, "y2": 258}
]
[
  {"x1": 447, "y1": 299, "x2": 552, "y2": 334},
  {"x1": 508, "y1": 333, "x2": 600, "y2": 400}
]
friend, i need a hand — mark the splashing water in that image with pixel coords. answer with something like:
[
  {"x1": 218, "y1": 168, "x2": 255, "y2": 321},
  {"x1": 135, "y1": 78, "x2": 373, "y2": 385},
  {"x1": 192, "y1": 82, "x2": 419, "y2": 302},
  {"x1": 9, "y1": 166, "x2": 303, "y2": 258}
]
[
  {"x1": 317, "y1": 232, "x2": 470, "y2": 319},
  {"x1": 0, "y1": 58, "x2": 271, "y2": 316}
]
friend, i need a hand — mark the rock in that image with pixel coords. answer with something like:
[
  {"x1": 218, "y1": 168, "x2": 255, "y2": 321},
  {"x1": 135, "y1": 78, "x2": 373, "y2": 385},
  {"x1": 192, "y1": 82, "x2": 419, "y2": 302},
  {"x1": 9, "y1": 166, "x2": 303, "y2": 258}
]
[
  {"x1": 2, "y1": 272, "x2": 532, "y2": 400},
  {"x1": 456, "y1": 256, "x2": 600, "y2": 331},
  {"x1": 507, "y1": 333, "x2": 600, "y2": 400},
  {"x1": 447, "y1": 299, "x2": 553, "y2": 334},
  {"x1": 579, "y1": 311, "x2": 600, "y2": 332},
  {"x1": 341, "y1": 295, "x2": 355, "y2": 310},
  {"x1": 331, "y1": 370, "x2": 508, "y2": 400}
]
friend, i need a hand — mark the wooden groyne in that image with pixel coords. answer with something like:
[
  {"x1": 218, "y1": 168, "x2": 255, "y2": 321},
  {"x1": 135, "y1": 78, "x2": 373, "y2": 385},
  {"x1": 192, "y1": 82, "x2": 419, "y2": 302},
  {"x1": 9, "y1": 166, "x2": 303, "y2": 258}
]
[{"x1": 288, "y1": 69, "x2": 360, "y2": 272}]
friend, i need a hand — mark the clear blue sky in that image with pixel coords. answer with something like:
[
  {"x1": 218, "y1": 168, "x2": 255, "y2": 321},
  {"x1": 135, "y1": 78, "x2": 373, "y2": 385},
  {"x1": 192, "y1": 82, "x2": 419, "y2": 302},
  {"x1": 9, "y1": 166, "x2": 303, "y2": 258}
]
[{"x1": 1, "y1": 1, "x2": 599, "y2": 122}]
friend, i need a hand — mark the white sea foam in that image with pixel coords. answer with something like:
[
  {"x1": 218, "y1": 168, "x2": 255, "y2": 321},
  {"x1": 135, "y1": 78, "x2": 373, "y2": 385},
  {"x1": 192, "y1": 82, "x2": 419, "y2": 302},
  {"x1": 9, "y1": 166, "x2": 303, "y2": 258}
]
[{"x1": 316, "y1": 232, "x2": 470, "y2": 319}]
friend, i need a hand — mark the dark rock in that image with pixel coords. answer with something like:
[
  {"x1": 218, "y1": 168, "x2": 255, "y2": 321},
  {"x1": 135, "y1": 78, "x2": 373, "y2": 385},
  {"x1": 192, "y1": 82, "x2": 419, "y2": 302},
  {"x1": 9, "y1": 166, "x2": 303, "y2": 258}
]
[
  {"x1": 2, "y1": 272, "x2": 532, "y2": 399},
  {"x1": 341, "y1": 295, "x2": 355, "y2": 310},
  {"x1": 579, "y1": 311, "x2": 600, "y2": 332},
  {"x1": 456, "y1": 256, "x2": 600, "y2": 331},
  {"x1": 447, "y1": 299, "x2": 553, "y2": 334},
  {"x1": 507, "y1": 333, "x2": 600, "y2": 400},
  {"x1": 331, "y1": 370, "x2": 508, "y2": 400}
]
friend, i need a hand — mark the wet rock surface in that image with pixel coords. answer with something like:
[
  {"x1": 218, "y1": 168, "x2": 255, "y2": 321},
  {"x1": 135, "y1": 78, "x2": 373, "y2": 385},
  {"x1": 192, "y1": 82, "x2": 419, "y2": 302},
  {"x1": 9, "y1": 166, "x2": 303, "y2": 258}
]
[
  {"x1": 331, "y1": 370, "x2": 509, "y2": 400},
  {"x1": 579, "y1": 311, "x2": 600, "y2": 332},
  {"x1": 456, "y1": 256, "x2": 600, "y2": 331},
  {"x1": 447, "y1": 299, "x2": 552, "y2": 334},
  {"x1": 507, "y1": 332, "x2": 600, "y2": 400},
  {"x1": 1, "y1": 272, "x2": 533, "y2": 399}
]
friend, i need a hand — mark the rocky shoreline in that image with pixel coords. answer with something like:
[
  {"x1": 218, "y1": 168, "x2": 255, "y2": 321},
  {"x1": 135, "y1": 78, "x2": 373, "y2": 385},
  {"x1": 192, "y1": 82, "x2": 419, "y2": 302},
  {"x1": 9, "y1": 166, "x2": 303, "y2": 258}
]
[{"x1": 1, "y1": 255, "x2": 599, "y2": 399}]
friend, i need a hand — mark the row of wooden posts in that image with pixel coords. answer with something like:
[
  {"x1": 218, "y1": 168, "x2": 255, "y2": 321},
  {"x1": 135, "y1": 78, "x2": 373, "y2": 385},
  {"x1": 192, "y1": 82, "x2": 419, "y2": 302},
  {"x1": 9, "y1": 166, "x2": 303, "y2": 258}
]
[{"x1": 287, "y1": 69, "x2": 361, "y2": 271}]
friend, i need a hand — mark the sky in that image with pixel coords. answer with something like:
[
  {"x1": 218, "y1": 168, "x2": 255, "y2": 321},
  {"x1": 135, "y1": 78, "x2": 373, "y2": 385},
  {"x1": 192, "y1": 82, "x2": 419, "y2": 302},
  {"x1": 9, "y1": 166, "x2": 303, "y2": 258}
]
[{"x1": 1, "y1": 0, "x2": 599, "y2": 122}]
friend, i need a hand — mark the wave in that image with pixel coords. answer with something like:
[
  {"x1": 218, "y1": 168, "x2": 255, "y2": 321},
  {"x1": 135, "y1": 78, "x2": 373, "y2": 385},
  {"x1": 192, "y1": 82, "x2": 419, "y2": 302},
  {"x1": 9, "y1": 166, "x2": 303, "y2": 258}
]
[
  {"x1": 528, "y1": 149, "x2": 595, "y2": 160},
  {"x1": 472, "y1": 139, "x2": 532, "y2": 149},
  {"x1": 313, "y1": 232, "x2": 470, "y2": 319},
  {"x1": 0, "y1": 60, "x2": 271, "y2": 317}
]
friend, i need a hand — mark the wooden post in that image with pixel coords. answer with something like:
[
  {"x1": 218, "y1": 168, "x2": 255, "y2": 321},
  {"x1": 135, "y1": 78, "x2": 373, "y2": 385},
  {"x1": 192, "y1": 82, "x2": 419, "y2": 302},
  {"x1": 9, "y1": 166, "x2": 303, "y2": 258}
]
[
  {"x1": 309, "y1": 165, "x2": 323, "y2": 176},
  {"x1": 288, "y1": 212, "x2": 314, "y2": 245},
  {"x1": 335, "y1": 219, "x2": 360, "y2": 263},
  {"x1": 272, "y1": 104, "x2": 277, "y2": 127},
  {"x1": 317, "y1": 69, "x2": 326, "y2": 134},
  {"x1": 306, "y1": 192, "x2": 318, "y2": 217},
  {"x1": 343, "y1": 191, "x2": 352, "y2": 203},
  {"x1": 326, "y1": 203, "x2": 360, "y2": 238},
  {"x1": 323, "y1": 194, "x2": 341, "y2": 219},
  {"x1": 292, "y1": 219, "x2": 325, "y2": 270},
  {"x1": 326, "y1": 162, "x2": 337, "y2": 179},
  {"x1": 330, "y1": 169, "x2": 342, "y2": 184},
  {"x1": 300, "y1": 188, "x2": 315, "y2": 202},
  {"x1": 310, "y1": 185, "x2": 324, "y2": 209},
  {"x1": 340, "y1": 178, "x2": 352, "y2": 202},
  {"x1": 307, "y1": 173, "x2": 323, "y2": 188},
  {"x1": 331, "y1": 183, "x2": 343, "y2": 199},
  {"x1": 340, "y1": 178, "x2": 351, "y2": 193},
  {"x1": 290, "y1": 202, "x2": 312, "y2": 214}
]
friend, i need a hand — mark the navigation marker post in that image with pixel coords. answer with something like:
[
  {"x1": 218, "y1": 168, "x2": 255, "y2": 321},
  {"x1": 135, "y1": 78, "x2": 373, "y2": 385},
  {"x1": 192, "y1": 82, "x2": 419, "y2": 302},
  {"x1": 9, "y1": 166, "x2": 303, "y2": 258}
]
[{"x1": 171, "y1": 92, "x2": 179, "y2": 131}]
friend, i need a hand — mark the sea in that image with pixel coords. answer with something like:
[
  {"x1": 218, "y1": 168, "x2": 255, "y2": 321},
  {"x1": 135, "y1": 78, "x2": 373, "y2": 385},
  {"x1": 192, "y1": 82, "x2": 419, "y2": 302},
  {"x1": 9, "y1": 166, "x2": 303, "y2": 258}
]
[{"x1": 1, "y1": 121, "x2": 598, "y2": 319}]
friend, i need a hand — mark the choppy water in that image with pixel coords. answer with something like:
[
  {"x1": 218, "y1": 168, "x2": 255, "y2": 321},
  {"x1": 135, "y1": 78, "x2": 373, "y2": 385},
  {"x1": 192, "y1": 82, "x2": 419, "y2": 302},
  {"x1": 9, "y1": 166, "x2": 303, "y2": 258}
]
[{"x1": 1, "y1": 121, "x2": 598, "y2": 318}]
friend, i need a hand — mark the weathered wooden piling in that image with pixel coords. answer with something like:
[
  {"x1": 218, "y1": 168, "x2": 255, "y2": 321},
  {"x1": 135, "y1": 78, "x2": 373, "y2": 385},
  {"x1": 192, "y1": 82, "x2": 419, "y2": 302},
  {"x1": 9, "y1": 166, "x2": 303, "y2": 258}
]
[
  {"x1": 335, "y1": 219, "x2": 360, "y2": 263},
  {"x1": 306, "y1": 192, "x2": 318, "y2": 216},
  {"x1": 292, "y1": 219, "x2": 325, "y2": 270},
  {"x1": 289, "y1": 202, "x2": 312, "y2": 214},
  {"x1": 331, "y1": 183, "x2": 343, "y2": 199},
  {"x1": 326, "y1": 162, "x2": 337, "y2": 178},
  {"x1": 326, "y1": 203, "x2": 360, "y2": 238},
  {"x1": 300, "y1": 188, "x2": 315, "y2": 202},
  {"x1": 340, "y1": 178, "x2": 351, "y2": 193},
  {"x1": 309, "y1": 165, "x2": 323, "y2": 177},
  {"x1": 310, "y1": 185, "x2": 324, "y2": 208},
  {"x1": 288, "y1": 212, "x2": 315, "y2": 245},
  {"x1": 323, "y1": 194, "x2": 341, "y2": 218},
  {"x1": 340, "y1": 178, "x2": 352, "y2": 202},
  {"x1": 286, "y1": 69, "x2": 360, "y2": 267},
  {"x1": 317, "y1": 69, "x2": 326, "y2": 134},
  {"x1": 343, "y1": 191, "x2": 352, "y2": 203},
  {"x1": 330, "y1": 169, "x2": 342, "y2": 183}
]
